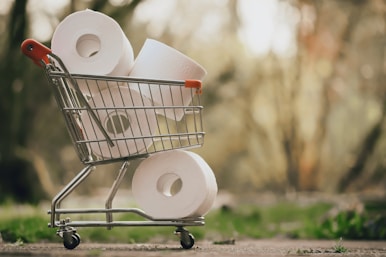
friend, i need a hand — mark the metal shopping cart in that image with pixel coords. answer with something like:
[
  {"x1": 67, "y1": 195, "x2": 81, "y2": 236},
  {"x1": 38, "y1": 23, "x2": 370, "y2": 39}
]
[{"x1": 21, "y1": 39, "x2": 206, "y2": 249}]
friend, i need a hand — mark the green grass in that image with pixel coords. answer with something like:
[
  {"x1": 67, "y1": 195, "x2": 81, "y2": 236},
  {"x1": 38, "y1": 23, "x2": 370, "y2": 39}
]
[
  {"x1": 0, "y1": 216, "x2": 57, "y2": 243},
  {"x1": 292, "y1": 238, "x2": 348, "y2": 254},
  {"x1": 333, "y1": 238, "x2": 348, "y2": 253},
  {"x1": 198, "y1": 201, "x2": 333, "y2": 240},
  {"x1": 0, "y1": 199, "x2": 385, "y2": 244}
]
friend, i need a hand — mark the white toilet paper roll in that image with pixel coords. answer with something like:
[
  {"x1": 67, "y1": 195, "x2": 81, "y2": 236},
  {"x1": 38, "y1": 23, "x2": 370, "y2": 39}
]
[
  {"x1": 129, "y1": 39, "x2": 207, "y2": 121},
  {"x1": 52, "y1": 9, "x2": 135, "y2": 95},
  {"x1": 190, "y1": 152, "x2": 218, "y2": 216},
  {"x1": 132, "y1": 150, "x2": 217, "y2": 219},
  {"x1": 74, "y1": 79, "x2": 116, "y2": 97},
  {"x1": 80, "y1": 86, "x2": 157, "y2": 158}
]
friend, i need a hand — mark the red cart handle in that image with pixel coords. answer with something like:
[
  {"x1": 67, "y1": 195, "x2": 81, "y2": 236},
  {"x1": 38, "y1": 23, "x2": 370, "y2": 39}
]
[
  {"x1": 21, "y1": 39, "x2": 51, "y2": 67},
  {"x1": 185, "y1": 79, "x2": 202, "y2": 94}
]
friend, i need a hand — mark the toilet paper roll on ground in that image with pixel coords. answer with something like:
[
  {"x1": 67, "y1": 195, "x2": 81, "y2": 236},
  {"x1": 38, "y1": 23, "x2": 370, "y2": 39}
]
[
  {"x1": 52, "y1": 9, "x2": 135, "y2": 96},
  {"x1": 80, "y1": 86, "x2": 157, "y2": 158},
  {"x1": 132, "y1": 150, "x2": 217, "y2": 219},
  {"x1": 129, "y1": 39, "x2": 207, "y2": 121}
]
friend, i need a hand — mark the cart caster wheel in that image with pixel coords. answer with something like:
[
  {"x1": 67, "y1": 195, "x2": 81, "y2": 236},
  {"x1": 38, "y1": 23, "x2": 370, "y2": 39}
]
[
  {"x1": 63, "y1": 233, "x2": 80, "y2": 250},
  {"x1": 180, "y1": 233, "x2": 195, "y2": 249}
]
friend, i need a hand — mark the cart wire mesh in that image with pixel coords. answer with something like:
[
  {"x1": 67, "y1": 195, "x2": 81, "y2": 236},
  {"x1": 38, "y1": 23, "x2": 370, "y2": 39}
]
[{"x1": 44, "y1": 57, "x2": 205, "y2": 165}]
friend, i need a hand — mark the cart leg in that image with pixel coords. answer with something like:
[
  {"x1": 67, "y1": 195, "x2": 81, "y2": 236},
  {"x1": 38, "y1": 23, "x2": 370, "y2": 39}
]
[
  {"x1": 49, "y1": 165, "x2": 94, "y2": 227},
  {"x1": 175, "y1": 226, "x2": 195, "y2": 249},
  {"x1": 105, "y1": 161, "x2": 129, "y2": 229}
]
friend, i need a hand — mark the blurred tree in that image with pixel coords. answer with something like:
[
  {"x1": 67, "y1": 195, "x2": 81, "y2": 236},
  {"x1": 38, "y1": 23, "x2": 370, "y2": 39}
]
[
  {"x1": 196, "y1": 0, "x2": 386, "y2": 193},
  {"x1": 0, "y1": 0, "x2": 143, "y2": 203},
  {"x1": 0, "y1": 0, "x2": 46, "y2": 203},
  {"x1": 264, "y1": 0, "x2": 386, "y2": 191},
  {"x1": 332, "y1": 0, "x2": 386, "y2": 192}
]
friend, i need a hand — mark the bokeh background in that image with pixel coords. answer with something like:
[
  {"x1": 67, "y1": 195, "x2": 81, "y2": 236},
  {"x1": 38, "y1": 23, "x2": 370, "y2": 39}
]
[{"x1": 0, "y1": 0, "x2": 385, "y2": 203}]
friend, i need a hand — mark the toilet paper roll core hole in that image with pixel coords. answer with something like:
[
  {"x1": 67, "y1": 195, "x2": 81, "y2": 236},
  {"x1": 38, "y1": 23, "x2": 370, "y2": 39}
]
[
  {"x1": 76, "y1": 34, "x2": 101, "y2": 58},
  {"x1": 157, "y1": 173, "x2": 182, "y2": 197},
  {"x1": 105, "y1": 112, "x2": 131, "y2": 135}
]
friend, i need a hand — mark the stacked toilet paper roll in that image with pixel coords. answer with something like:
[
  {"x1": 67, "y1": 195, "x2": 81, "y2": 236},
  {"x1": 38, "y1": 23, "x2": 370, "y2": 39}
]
[
  {"x1": 80, "y1": 86, "x2": 157, "y2": 158},
  {"x1": 129, "y1": 39, "x2": 207, "y2": 121},
  {"x1": 51, "y1": 9, "x2": 135, "y2": 96},
  {"x1": 132, "y1": 150, "x2": 217, "y2": 219}
]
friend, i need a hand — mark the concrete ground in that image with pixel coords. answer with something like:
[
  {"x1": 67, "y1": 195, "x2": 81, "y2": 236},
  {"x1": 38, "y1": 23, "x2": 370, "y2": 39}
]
[{"x1": 1, "y1": 239, "x2": 386, "y2": 257}]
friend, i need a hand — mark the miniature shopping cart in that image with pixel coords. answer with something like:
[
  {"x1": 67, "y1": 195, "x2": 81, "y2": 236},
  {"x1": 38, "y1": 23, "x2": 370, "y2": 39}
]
[{"x1": 21, "y1": 39, "x2": 206, "y2": 249}]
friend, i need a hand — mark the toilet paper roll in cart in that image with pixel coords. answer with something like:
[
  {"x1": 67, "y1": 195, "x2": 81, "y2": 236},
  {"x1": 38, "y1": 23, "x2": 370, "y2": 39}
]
[
  {"x1": 132, "y1": 150, "x2": 217, "y2": 220},
  {"x1": 21, "y1": 38, "x2": 214, "y2": 250},
  {"x1": 129, "y1": 39, "x2": 207, "y2": 121},
  {"x1": 51, "y1": 9, "x2": 135, "y2": 96}
]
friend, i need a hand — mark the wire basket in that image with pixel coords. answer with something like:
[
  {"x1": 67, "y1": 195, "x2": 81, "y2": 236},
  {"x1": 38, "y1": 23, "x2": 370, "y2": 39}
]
[{"x1": 43, "y1": 56, "x2": 204, "y2": 165}]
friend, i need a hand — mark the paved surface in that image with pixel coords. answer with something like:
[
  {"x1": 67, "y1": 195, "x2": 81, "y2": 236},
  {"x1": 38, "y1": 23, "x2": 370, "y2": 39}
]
[{"x1": 1, "y1": 240, "x2": 386, "y2": 257}]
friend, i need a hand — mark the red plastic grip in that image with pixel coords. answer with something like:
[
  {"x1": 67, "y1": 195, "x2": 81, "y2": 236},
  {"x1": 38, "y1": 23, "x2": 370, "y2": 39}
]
[
  {"x1": 21, "y1": 39, "x2": 51, "y2": 67},
  {"x1": 185, "y1": 79, "x2": 202, "y2": 94}
]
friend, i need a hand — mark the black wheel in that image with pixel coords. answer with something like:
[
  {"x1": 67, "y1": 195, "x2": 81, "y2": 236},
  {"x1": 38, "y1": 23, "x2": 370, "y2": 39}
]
[
  {"x1": 63, "y1": 233, "x2": 80, "y2": 250},
  {"x1": 180, "y1": 233, "x2": 195, "y2": 249}
]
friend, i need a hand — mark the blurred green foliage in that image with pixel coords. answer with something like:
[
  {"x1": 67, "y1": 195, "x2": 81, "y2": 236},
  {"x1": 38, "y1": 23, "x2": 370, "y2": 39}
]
[{"x1": 2, "y1": 199, "x2": 385, "y2": 244}]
